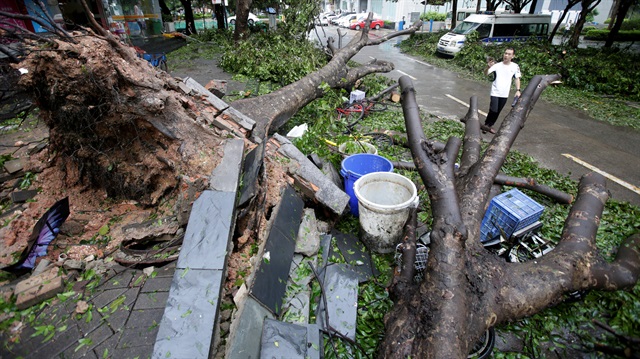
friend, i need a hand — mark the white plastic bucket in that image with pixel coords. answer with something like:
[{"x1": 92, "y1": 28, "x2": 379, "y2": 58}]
[{"x1": 354, "y1": 172, "x2": 418, "y2": 253}]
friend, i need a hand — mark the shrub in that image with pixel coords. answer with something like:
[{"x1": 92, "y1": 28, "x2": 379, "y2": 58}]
[
  {"x1": 420, "y1": 11, "x2": 446, "y2": 22},
  {"x1": 584, "y1": 29, "x2": 640, "y2": 41}
]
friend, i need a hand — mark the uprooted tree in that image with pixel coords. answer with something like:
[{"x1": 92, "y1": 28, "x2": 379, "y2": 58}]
[{"x1": 1, "y1": 6, "x2": 639, "y2": 358}]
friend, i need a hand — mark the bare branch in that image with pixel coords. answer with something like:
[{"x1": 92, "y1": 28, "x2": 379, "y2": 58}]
[{"x1": 458, "y1": 96, "x2": 482, "y2": 176}]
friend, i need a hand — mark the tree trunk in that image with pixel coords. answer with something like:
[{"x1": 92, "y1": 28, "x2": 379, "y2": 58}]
[
  {"x1": 231, "y1": 15, "x2": 424, "y2": 141},
  {"x1": 214, "y1": 4, "x2": 227, "y2": 30},
  {"x1": 234, "y1": 0, "x2": 252, "y2": 41},
  {"x1": 179, "y1": 0, "x2": 197, "y2": 35},
  {"x1": 377, "y1": 75, "x2": 640, "y2": 358},
  {"x1": 568, "y1": 0, "x2": 601, "y2": 48},
  {"x1": 608, "y1": 0, "x2": 621, "y2": 30},
  {"x1": 604, "y1": 0, "x2": 634, "y2": 47},
  {"x1": 548, "y1": 0, "x2": 580, "y2": 41}
]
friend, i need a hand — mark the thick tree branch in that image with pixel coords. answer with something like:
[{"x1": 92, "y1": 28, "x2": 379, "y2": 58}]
[{"x1": 458, "y1": 96, "x2": 482, "y2": 177}]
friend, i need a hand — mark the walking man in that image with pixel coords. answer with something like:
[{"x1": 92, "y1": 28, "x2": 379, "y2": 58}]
[{"x1": 484, "y1": 47, "x2": 521, "y2": 131}]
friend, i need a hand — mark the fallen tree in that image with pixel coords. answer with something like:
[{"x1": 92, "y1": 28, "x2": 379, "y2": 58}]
[
  {"x1": 379, "y1": 75, "x2": 640, "y2": 357},
  {"x1": 1, "y1": 6, "x2": 639, "y2": 358}
]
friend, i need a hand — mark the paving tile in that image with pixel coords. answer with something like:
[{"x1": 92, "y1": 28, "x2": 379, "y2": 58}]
[
  {"x1": 250, "y1": 185, "x2": 303, "y2": 315},
  {"x1": 295, "y1": 208, "x2": 321, "y2": 256},
  {"x1": 226, "y1": 297, "x2": 274, "y2": 359},
  {"x1": 125, "y1": 308, "x2": 164, "y2": 329},
  {"x1": 183, "y1": 77, "x2": 229, "y2": 114},
  {"x1": 90, "y1": 287, "x2": 128, "y2": 310},
  {"x1": 153, "y1": 263, "x2": 177, "y2": 278},
  {"x1": 59, "y1": 323, "x2": 113, "y2": 359},
  {"x1": 27, "y1": 323, "x2": 81, "y2": 358},
  {"x1": 141, "y1": 275, "x2": 174, "y2": 293},
  {"x1": 91, "y1": 328, "x2": 121, "y2": 358},
  {"x1": 110, "y1": 345, "x2": 154, "y2": 359},
  {"x1": 260, "y1": 319, "x2": 308, "y2": 359},
  {"x1": 316, "y1": 264, "x2": 360, "y2": 341},
  {"x1": 118, "y1": 324, "x2": 160, "y2": 349},
  {"x1": 176, "y1": 191, "x2": 235, "y2": 271},
  {"x1": 332, "y1": 231, "x2": 378, "y2": 283},
  {"x1": 304, "y1": 324, "x2": 322, "y2": 359},
  {"x1": 209, "y1": 138, "x2": 244, "y2": 192},
  {"x1": 76, "y1": 307, "x2": 105, "y2": 335},
  {"x1": 98, "y1": 271, "x2": 134, "y2": 291},
  {"x1": 153, "y1": 268, "x2": 223, "y2": 359},
  {"x1": 133, "y1": 291, "x2": 169, "y2": 310}
]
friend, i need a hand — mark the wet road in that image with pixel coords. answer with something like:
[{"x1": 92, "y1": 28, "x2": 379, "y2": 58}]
[{"x1": 311, "y1": 26, "x2": 640, "y2": 206}]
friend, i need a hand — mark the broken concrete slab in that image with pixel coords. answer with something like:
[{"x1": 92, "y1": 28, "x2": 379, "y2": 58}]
[
  {"x1": 295, "y1": 208, "x2": 321, "y2": 256},
  {"x1": 226, "y1": 296, "x2": 274, "y2": 359},
  {"x1": 209, "y1": 139, "x2": 244, "y2": 193},
  {"x1": 222, "y1": 106, "x2": 257, "y2": 132},
  {"x1": 176, "y1": 190, "x2": 236, "y2": 271},
  {"x1": 183, "y1": 77, "x2": 229, "y2": 112},
  {"x1": 15, "y1": 267, "x2": 65, "y2": 310},
  {"x1": 260, "y1": 319, "x2": 308, "y2": 359},
  {"x1": 238, "y1": 142, "x2": 264, "y2": 208},
  {"x1": 316, "y1": 263, "x2": 359, "y2": 341},
  {"x1": 153, "y1": 268, "x2": 223, "y2": 359},
  {"x1": 307, "y1": 153, "x2": 342, "y2": 189},
  {"x1": 10, "y1": 189, "x2": 38, "y2": 203},
  {"x1": 273, "y1": 134, "x2": 349, "y2": 216},
  {"x1": 332, "y1": 231, "x2": 379, "y2": 283},
  {"x1": 250, "y1": 185, "x2": 303, "y2": 315},
  {"x1": 3, "y1": 159, "x2": 22, "y2": 174}
]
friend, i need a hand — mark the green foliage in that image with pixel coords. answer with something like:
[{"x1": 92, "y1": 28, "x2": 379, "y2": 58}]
[
  {"x1": 421, "y1": 11, "x2": 446, "y2": 21},
  {"x1": 279, "y1": 0, "x2": 323, "y2": 36},
  {"x1": 585, "y1": 29, "x2": 640, "y2": 41},
  {"x1": 220, "y1": 32, "x2": 327, "y2": 84}
]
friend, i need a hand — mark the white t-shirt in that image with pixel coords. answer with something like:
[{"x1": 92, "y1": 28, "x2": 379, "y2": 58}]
[{"x1": 488, "y1": 62, "x2": 521, "y2": 98}]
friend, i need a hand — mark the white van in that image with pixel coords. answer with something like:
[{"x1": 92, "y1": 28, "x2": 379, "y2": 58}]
[{"x1": 437, "y1": 13, "x2": 551, "y2": 55}]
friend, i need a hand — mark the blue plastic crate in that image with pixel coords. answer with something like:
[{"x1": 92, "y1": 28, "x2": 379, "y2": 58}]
[{"x1": 480, "y1": 188, "x2": 544, "y2": 243}]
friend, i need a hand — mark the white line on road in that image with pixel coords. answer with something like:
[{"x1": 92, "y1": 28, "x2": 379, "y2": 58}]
[
  {"x1": 562, "y1": 153, "x2": 640, "y2": 195},
  {"x1": 396, "y1": 70, "x2": 416, "y2": 80},
  {"x1": 414, "y1": 59, "x2": 432, "y2": 67},
  {"x1": 445, "y1": 94, "x2": 488, "y2": 117}
]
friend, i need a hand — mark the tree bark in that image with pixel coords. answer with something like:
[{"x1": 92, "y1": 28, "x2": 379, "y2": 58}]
[
  {"x1": 179, "y1": 0, "x2": 197, "y2": 35},
  {"x1": 547, "y1": 0, "x2": 580, "y2": 41},
  {"x1": 378, "y1": 75, "x2": 640, "y2": 358},
  {"x1": 568, "y1": 0, "x2": 601, "y2": 48},
  {"x1": 604, "y1": 0, "x2": 634, "y2": 47}
]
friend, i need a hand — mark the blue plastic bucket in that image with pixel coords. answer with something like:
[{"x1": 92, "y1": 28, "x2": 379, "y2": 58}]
[{"x1": 340, "y1": 154, "x2": 393, "y2": 216}]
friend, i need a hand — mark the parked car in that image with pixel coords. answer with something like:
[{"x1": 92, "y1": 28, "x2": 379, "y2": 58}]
[
  {"x1": 227, "y1": 12, "x2": 259, "y2": 26},
  {"x1": 337, "y1": 14, "x2": 359, "y2": 27},
  {"x1": 330, "y1": 12, "x2": 355, "y2": 25},
  {"x1": 350, "y1": 18, "x2": 384, "y2": 30}
]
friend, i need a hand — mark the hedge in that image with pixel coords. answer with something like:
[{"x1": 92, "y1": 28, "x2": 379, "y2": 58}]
[{"x1": 584, "y1": 29, "x2": 640, "y2": 41}]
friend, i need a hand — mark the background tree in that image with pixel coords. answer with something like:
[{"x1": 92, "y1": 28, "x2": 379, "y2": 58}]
[
  {"x1": 568, "y1": 0, "x2": 601, "y2": 47},
  {"x1": 484, "y1": 0, "x2": 505, "y2": 11},
  {"x1": 502, "y1": 0, "x2": 532, "y2": 13},
  {"x1": 179, "y1": 0, "x2": 197, "y2": 34},
  {"x1": 605, "y1": 0, "x2": 638, "y2": 47},
  {"x1": 547, "y1": 0, "x2": 581, "y2": 40}
]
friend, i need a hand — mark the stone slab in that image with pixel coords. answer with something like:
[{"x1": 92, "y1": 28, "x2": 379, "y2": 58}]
[
  {"x1": 238, "y1": 142, "x2": 264, "y2": 207},
  {"x1": 316, "y1": 264, "x2": 359, "y2": 340},
  {"x1": 183, "y1": 77, "x2": 229, "y2": 112},
  {"x1": 250, "y1": 185, "x2": 303, "y2": 315},
  {"x1": 15, "y1": 269, "x2": 65, "y2": 310},
  {"x1": 10, "y1": 189, "x2": 38, "y2": 203},
  {"x1": 133, "y1": 290, "x2": 170, "y2": 310},
  {"x1": 209, "y1": 138, "x2": 244, "y2": 192},
  {"x1": 260, "y1": 319, "x2": 307, "y2": 359},
  {"x1": 225, "y1": 296, "x2": 274, "y2": 359},
  {"x1": 176, "y1": 190, "x2": 235, "y2": 271},
  {"x1": 222, "y1": 106, "x2": 257, "y2": 131},
  {"x1": 295, "y1": 208, "x2": 320, "y2": 256},
  {"x1": 153, "y1": 268, "x2": 223, "y2": 359},
  {"x1": 332, "y1": 231, "x2": 378, "y2": 282},
  {"x1": 3, "y1": 159, "x2": 22, "y2": 174},
  {"x1": 304, "y1": 324, "x2": 322, "y2": 359},
  {"x1": 273, "y1": 134, "x2": 349, "y2": 216}
]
